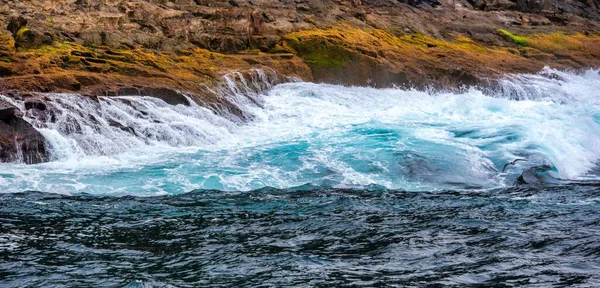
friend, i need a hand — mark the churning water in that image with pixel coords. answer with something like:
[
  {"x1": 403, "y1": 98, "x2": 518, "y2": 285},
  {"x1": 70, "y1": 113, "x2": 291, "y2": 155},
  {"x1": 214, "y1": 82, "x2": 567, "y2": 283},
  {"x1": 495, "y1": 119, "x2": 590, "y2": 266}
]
[
  {"x1": 1, "y1": 68, "x2": 600, "y2": 287},
  {"x1": 1, "y1": 68, "x2": 600, "y2": 194}
]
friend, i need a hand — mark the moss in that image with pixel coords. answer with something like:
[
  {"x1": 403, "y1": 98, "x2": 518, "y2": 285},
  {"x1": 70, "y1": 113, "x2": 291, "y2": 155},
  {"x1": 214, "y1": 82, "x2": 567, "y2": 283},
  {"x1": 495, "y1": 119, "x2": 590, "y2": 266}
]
[
  {"x1": 0, "y1": 33, "x2": 15, "y2": 51},
  {"x1": 498, "y1": 29, "x2": 528, "y2": 46},
  {"x1": 15, "y1": 27, "x2": 29, "y2": 40},
  {"x1": 0, "y1": 57, "x2": 11, "y2": 63},
  {"x1": 527, "y1": 33, "x2": 586, "y2": 54},
  {"x1": 285, "y1": 38, "x2": 348, "y2": 68}
]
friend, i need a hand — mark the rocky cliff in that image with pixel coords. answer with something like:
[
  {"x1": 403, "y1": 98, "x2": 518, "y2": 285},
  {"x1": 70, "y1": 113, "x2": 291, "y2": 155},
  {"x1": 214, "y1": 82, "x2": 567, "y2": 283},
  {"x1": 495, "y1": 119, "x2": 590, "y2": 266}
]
[{"x1": 1, "y1": 0, "x2": 600, "y2": 163}]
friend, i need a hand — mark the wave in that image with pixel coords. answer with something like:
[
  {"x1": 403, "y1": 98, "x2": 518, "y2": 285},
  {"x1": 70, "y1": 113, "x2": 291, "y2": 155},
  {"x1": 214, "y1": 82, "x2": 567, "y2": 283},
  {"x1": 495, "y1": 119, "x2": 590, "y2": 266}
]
[{"x1": 0, "y1": 67, "x2": 599, "y2": 194}]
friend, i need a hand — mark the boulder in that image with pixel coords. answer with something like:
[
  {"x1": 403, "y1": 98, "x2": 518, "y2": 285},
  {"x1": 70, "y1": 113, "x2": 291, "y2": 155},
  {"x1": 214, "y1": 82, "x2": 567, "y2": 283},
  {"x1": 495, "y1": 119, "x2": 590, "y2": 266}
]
[{"x1": 7, "y1": 16, "x2": 53, "y2": 49}]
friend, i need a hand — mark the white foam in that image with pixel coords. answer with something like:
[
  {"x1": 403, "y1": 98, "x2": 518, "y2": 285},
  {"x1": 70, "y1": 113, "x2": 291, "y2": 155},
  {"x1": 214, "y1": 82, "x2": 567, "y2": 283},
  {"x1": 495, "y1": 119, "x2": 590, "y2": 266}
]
[{"x1": 0, "y1": 68, "x2": 599, "y2": 194}]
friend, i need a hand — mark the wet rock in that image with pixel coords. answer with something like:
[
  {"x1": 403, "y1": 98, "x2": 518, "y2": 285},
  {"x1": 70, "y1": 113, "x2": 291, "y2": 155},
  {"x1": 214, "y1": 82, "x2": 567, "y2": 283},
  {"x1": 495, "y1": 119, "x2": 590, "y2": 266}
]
[
  {"x1": 118, "y1": 86, "x2": 192, "y2": 106},
  {"x1": 0, "y1": 100, "x2": 18, "y2": 122},
  {"x1": 24, "y1": 100, "x2": 47, "y2": 111},
  {"x1": 0, "y1": 99, "x2": 49, "y2": 164}
]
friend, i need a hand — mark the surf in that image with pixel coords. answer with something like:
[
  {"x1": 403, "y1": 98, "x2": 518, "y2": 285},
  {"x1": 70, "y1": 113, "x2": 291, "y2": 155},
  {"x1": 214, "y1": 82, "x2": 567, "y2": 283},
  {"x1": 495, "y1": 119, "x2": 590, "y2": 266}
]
[{"x1": 0, "y1": 67, "x2": 599, "y2": 195}]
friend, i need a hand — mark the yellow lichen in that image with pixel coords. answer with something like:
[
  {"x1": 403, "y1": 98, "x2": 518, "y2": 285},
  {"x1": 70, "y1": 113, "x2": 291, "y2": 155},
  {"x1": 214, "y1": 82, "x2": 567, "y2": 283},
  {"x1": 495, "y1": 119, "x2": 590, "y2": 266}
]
[
  {"x1": 15, "y1": 27, "x2": 29, "y2": 40},
  {"x1": 526, "y1": 33, "x2": 587, "y2": 54}
]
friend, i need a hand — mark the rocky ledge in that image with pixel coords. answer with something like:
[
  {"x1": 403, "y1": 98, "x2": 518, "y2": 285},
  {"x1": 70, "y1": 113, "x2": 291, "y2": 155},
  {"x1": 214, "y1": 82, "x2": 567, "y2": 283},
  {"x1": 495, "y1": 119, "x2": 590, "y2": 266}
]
[{"x1": 1, "y1": 0, "x2": 600, "y2": 163}]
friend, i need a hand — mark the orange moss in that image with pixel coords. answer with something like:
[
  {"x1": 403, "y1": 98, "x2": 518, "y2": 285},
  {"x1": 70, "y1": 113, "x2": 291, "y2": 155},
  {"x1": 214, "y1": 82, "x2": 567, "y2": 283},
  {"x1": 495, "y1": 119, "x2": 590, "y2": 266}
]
[
  {"x1": 0, "y1": 38, "x2": 311, "y2": 101},
  {"x1": 3, "y1": 24, "x2": 600, "y2": 95},
  {"x1": 281, "y1": 24, "x2": 600, "y2": 87},
  {"x1": 0, "y1": 33, "x2": 15, "y2": 52},
  {"x1": 525, "y1": 33, "x2": 589, "y2": 54}
]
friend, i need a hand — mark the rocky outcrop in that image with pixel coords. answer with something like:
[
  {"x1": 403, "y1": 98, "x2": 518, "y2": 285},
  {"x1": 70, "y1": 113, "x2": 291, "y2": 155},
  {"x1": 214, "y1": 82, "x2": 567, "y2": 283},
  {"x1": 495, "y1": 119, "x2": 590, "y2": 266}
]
[
  {"x1": 1, "y1": 0, "x2": 598, "y2": 52},
  {"x1": 0, "y1": 0, "x2": 600, "y2": 88},
  {"x1": 0, "y1": 0, "x2": 600, "y2": 163},
  {"x1": 280, "y1": 26, "x2": 600, "y2": 88},
  {"x1": 0, "y1": 98, "x2": 49, "y2": 164},
  {"x1": 7, "y1": 16, "x2": 53, "y2": 49}
]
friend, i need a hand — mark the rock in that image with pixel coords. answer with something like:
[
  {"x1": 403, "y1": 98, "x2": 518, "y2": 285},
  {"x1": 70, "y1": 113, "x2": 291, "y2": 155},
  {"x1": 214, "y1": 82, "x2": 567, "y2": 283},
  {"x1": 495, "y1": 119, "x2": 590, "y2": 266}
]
[
  {"x1": 78, "y1": 31, "x2": 121, "y2": 48},
  {"x1": 117, "y1": 86, "x2": 192, "y2": 106},
  {"x1": 398, "y1": 0, "x2": 441, "y2": 7},
  {"x1": 515, "y1": 0, "x2": 546, "y2": 12},
  {"x1": 0, "y1": 100, "x2": 17, "y2": 122},
  {"x1": 468, "y1": 0, "x2": 488, "y2": 10},
  {"x1": 468, "y1": 0, "x2": 547, "y2": 12},
  {"x1": 0, "y1": 64, "x2": 17, "y2": 77},
  {"x1": 24, "y1": 99, "x2": 47, "y2": 111},
  {"x1": 0, "y1": 99, "x2": 49, "y2": 164}
]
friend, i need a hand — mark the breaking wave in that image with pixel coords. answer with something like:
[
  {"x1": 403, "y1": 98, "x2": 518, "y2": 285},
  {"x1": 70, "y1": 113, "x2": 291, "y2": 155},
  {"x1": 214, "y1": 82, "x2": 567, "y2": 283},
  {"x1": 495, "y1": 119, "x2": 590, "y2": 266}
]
[{"x1": 0, "y1": 68, "x2": 599, "y2": 194}]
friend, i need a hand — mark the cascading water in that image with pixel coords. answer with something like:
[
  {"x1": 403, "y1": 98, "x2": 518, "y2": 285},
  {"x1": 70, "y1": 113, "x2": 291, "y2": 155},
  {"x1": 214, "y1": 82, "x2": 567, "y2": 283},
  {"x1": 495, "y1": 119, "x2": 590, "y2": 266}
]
[{"x1": 0, "y1": 67, "x2": 599, "y2": 194}]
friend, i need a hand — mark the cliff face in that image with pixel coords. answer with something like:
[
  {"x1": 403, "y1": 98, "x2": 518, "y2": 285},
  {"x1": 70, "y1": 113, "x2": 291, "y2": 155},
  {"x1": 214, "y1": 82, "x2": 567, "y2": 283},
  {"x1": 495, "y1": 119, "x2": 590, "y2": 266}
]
[{"x1": 0, "y1": 0, "x2": 600, "y2": 163}]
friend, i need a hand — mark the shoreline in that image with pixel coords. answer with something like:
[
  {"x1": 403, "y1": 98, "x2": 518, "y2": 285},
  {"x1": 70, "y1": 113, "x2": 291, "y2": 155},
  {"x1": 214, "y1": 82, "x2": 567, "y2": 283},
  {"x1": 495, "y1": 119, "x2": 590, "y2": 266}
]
[{"x1": 1, "y1": 0, "x2": 600, "y2": 164}]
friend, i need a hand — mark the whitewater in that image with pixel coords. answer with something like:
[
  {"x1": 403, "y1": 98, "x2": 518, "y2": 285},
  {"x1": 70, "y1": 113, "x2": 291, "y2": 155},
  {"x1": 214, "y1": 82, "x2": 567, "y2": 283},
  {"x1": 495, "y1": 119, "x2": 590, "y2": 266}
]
[{"x1": 1, "y1": 68, "x2": 599, "y2": 195}]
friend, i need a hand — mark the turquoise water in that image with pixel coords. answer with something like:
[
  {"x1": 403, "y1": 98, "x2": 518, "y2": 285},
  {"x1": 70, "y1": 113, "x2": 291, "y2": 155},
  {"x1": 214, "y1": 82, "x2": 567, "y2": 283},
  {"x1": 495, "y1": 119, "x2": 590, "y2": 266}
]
[{"x1": 0, "y1": 68, "x2": 599, "y2": 195}]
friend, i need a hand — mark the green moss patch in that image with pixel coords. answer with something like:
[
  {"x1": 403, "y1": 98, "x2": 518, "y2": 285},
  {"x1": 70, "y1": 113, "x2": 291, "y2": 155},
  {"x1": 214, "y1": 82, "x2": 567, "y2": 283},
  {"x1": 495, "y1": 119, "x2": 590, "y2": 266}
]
[
  {"x1": 498, "y1": 29, "x2": 528, "y2": 46},
  {"x1": 285, "y1": 38, "x2": 348, "y2": 68}
]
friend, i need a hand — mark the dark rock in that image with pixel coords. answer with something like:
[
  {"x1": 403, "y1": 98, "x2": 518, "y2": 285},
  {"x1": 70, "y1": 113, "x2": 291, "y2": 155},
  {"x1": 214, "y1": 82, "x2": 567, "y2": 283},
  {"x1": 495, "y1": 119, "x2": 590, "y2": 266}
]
[
  {"x1": 468, "y1": 0, "x2": 487, "y2": 10},
  {"x1": 0, "y1": 99, "x2": 49, "y2": 164},
  {"x1": 250, "y1": 35, "x2": 279, "y2": 52},
  {"x1": 15, "y1": 30, "x2": 54, "y2": 49},
  {"x1": 24, "y1": 100, "x2": 47, "y2": 111},
  {"x1": 135, "y1": 87, "x2": 191, "y2": 106},
  {"x1": 397, "y1": 0, "x2": 441, "y2": 7},
  {"x1": 6, "y1": 16, "x2": 27, "y2": 36},
  {"x1": 0, "y1": 100, "x2": 17, "y2": 123},
  {"x1": 0, "y1": 66, "x2": 17, "y2": 77},
  {"x1": 118, "y1": 86, "x2": 141, "y2": 96},
  {"x1": 84, "y1": 57, "x2": 107, "y2": 64},
  {"x1": 71, "y1": 50, "x2": 96, "y2": 58},
  {"x1": 468, "y1": 0, "x2": 553, "y2": 13}
]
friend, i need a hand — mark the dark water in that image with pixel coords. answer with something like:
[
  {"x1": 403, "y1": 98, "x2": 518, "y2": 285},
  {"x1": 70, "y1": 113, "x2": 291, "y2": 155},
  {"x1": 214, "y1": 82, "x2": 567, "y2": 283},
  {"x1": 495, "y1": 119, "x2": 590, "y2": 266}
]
[{"x1": 2, "y1": 184, "x2": 600, "y2": 287}]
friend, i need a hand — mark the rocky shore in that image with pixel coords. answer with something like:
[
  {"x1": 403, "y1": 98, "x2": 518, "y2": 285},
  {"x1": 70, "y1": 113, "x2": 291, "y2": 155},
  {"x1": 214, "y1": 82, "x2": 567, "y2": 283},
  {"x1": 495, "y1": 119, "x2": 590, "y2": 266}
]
[{"x1": 1, "y1": 0, "x2": 600, "y2": 163}]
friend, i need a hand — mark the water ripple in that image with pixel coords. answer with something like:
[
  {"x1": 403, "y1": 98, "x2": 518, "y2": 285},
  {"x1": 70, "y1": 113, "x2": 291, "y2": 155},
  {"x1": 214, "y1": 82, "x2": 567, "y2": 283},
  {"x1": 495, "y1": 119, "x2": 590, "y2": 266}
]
[{"x1": 1, "y1": 185, "x2": 599, "y2": 287}]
